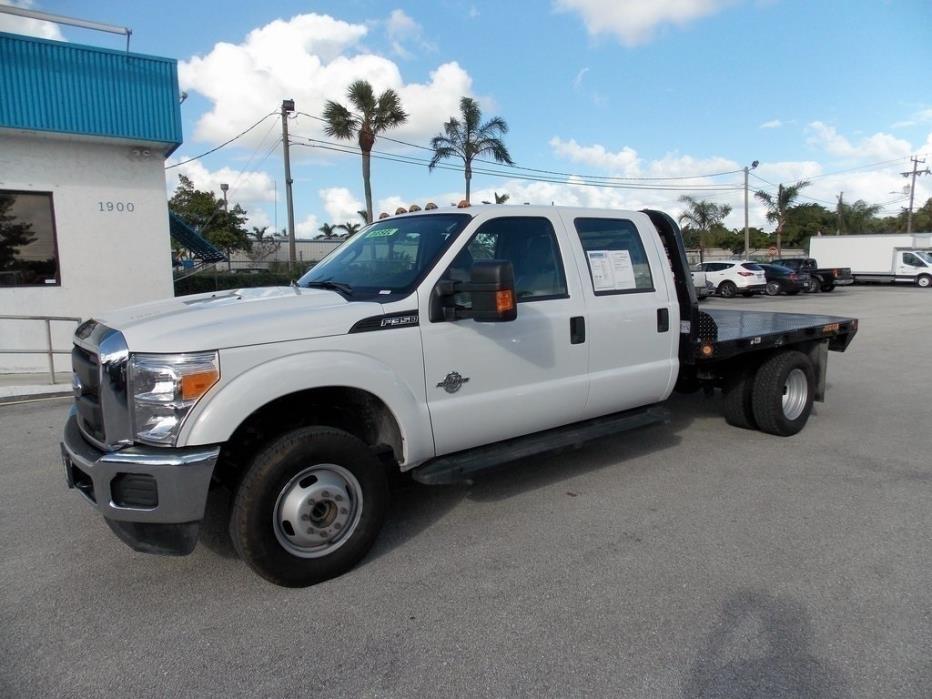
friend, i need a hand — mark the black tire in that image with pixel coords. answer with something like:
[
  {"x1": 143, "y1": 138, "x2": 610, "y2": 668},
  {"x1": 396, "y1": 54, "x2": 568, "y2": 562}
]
[
  {"x1": 917, "y1": 274, "x2": 932, "y2": 289},
  {"x1": 751, "y1": 351, "x2": 815, "y2": 436},
  {"x1": 821, "y1": 283, "x2": 835, "y2": 292},
  {"x1": 765, "y1": 281, "x2": 781, "y2": 296},
  {"x1": 807, "y1": 279, "x2": 819, "y2": 293},
  {"x1": 230, "y1": 426, "x2": 389, "y2": 587},
  {"x1": 722, "y1": 365, "x2": 757, "y2": 430},
  {"x1": 719, "y1": 281, "x2": 737, "y2": 298}
]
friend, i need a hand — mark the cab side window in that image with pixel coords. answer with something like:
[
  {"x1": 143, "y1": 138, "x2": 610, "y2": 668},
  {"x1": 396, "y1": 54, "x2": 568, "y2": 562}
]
[
  {"x1": 445, "y1": 217, "x2": 568, "y2": 306},
  {"x1": 575, "y1": 218, "x2": 654, "y2": 294},
  {"x1": 903, "y1": 252, "x2": 922, "y2": 267}
]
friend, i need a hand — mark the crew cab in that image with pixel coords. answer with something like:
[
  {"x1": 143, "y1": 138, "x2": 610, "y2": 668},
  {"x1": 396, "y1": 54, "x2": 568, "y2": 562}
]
[
  {"x1": 61, "y1": 207, "x2": 857, "y2": 587},
  {"x1": 772, "y1": 257, "x2": 853, "y2": 293}
]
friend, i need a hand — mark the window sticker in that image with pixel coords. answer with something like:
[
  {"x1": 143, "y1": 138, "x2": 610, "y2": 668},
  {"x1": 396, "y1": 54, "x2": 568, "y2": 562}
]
[
  {"x1": 586, "y1": 249, "x2": 636, "y2": 291},
  {"x1": 366, "y1": 228, "x2": 398, "y2": 239}
]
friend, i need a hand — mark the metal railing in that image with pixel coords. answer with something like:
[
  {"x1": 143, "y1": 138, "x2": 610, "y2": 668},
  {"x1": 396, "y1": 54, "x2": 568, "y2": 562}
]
[{"x1": 0, "y1": 314, "x2": 82, "y2": 384}]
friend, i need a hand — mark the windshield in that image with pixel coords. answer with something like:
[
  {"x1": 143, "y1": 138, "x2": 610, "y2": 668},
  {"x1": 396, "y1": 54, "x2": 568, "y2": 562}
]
[
  {"x1": 916, "y1": 251, "x2": 932, "y2": 264},
  {"x1": 298, "y1": 214, "x2": 472, "y2": 298}
]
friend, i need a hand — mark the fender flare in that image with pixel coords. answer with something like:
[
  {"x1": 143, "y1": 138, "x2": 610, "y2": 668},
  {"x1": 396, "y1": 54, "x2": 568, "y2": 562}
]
[{"x1": 179, "y1": 350, "x2": 434, "y2": 467}]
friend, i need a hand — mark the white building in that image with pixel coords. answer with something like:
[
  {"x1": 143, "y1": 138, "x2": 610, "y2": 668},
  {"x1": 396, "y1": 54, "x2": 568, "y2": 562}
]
[{"x1": 0, "y1": 31, "x2": 184, "y2": 374}]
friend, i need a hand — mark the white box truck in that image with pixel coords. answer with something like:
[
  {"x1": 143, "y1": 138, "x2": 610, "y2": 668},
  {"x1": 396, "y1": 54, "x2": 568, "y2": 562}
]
[{"x1": 809, "y1": 234, "x2": 932, "y2": 287}]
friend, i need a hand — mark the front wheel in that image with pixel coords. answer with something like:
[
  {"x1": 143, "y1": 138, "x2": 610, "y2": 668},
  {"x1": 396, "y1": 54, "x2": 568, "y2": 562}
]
[
  {"x1": 751, "y1": 351, "x2": 815, "y2": 436},
  {"x1": 807, "y1": 279, "x2": 819, "y2": 293},
  {"x1": 230, "y1": 426, "x2": 389, "y2": 587},
  {"x1": 719, "y1": 281, "x2": 737, "y2": 298},
  {"x1": 765, "y1": 281, "x2": 781, "y2": 296},
  {"x1": 917, "y1": 274, "x2": 932, "y2": 288},
  {"x1": 821, "y1": 283, "x2": 835, "y2": 292}
]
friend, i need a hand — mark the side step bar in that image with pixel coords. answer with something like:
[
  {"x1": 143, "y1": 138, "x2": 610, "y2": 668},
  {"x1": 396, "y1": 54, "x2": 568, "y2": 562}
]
[{"x1": 412, "y1": 404, "x2": 670, "y2": 485}]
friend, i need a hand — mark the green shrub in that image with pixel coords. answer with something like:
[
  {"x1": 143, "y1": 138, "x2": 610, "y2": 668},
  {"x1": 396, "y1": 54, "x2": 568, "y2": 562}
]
[{"x1": 174, "y1": 271, "x2": 298, "y2": 296}]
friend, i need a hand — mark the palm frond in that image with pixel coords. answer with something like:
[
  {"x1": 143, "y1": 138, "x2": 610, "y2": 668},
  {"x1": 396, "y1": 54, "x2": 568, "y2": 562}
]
[
  {"x1": 322, "y1": 101, "x2": 357, "y2": 140},
  {"x1": 347, "y1": 80, "x2": 376, "y2": 114}
]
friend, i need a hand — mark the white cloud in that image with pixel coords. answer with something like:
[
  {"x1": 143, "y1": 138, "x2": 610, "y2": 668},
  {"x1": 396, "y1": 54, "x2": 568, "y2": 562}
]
[
  {"x1": 295, "y1": 214, "x2": 321, "y2": 237},
  {"x1": 554, "y1": 0, "x2": 735, "y2": 46},
  {"x1": 572, "y1": 67, "x2": 589, "y2": 89},
  {"x1": 0, "y1": 0, "x2": 65, "y2": 40},
  {"x1": 807, "y1": 121, "x2": 912, "y2": 161},
  {"x1": 760, "y1": 119, "x2": 782, "y2": 129},
  {"x1": 549, "y1": 137, "x2": 640, "y2": 174},
  {"x1": 165, "y1": 159, "x2": 277, "y2": 206},
  {"x1": 892, "y1": 108, "x2": 932, "y2": 129},
  {"x1": 179, "y1": 13, "x2": 472, "y2": 153},
  {"x1": 385, "y1": 9, "x2": 434, "y2": 59},
  {"x1": 320, "y1": 187, "x2": 364, "y2": 223}
]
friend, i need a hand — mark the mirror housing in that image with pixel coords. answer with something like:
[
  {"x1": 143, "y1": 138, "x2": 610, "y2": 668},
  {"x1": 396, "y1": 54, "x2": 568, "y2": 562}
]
[
  {"x1": 431, "y1": 259, "x2": 517, "y2": 323},
  {"x1": 467, "y1": 260, "x2": 517, "y2": 322}
]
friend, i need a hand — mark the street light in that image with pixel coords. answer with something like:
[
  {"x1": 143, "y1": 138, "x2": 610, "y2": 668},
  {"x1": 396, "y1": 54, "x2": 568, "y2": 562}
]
[
  {"x1": 744, "y1": 160, "x2": 759, "y2": 257},
  {"x1": 220, "y1": 183, "x2": 229, "y2": 212}
]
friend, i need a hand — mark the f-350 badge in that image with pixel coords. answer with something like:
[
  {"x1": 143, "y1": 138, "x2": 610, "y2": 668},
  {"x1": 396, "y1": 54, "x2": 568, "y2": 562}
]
[{"x1": 437, "y1": 371, "x2": 469, "y2": 394}]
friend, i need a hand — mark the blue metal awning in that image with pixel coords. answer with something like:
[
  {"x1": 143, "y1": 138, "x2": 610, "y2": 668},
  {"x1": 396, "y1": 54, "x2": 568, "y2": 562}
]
[{"x1": 169, "y1": 213, "x2": 226, "y2": 263}]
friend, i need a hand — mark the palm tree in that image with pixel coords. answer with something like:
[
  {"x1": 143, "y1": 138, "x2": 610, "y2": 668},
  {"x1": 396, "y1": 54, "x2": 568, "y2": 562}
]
[
  {"x1": 323, "y1": 80, "x2": 408, "y2": 223},
  {"x1": 429, "y1": 97, "x2": 514, "y2": 204},
  {"x1": 356, "y1": 209, "x2": 370, "y2": 225},
  {"x1": 837, "y1": 199, "x2": 882, "y2": 234},
  {"x1": 677, "y1": 196, "x2": 732, "y2": 262},
  {"x1": 482, "y1": 191, "x2": 511, "y2": 205},
  {"x1": 338, "y1": 222, "x2": 362, "y2": 239},
  {"x1": 754, "y1": 181, "x2": 810, "y2": 256},
  {"x1": 317, "y1": 223, "x2": 339, "y2": 239}
]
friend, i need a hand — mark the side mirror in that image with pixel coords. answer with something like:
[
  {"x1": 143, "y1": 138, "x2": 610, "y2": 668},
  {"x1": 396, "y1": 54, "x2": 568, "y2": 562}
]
[
  {"x1": 430, "y1": 259, "x2": 517, "y2": 322},
  {"x1": 467, "y1": 260, "x2": 517, "y2": 322}
]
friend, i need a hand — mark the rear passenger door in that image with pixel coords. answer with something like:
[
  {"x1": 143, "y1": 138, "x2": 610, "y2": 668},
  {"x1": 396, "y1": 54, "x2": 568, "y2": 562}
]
[{"x1": 561, "y1": 213, "x2": 679, "y2": 417}]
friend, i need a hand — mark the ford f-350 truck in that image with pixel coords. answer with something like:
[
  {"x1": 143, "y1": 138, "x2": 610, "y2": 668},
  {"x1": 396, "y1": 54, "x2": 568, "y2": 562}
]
[{"x1": 61, "y1": 207, "x2": 857, "y2": 586}]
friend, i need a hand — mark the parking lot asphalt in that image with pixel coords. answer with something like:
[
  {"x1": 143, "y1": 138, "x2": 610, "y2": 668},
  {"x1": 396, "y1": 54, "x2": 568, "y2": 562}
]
[{"x1": 1, "y1": 285, "x2": 930, "y2": 698}]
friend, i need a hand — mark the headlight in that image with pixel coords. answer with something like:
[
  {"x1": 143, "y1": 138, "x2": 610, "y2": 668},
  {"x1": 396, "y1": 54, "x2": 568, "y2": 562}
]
[{"x1": 129, "y1": 352, "x2": 219, "y2": 446}]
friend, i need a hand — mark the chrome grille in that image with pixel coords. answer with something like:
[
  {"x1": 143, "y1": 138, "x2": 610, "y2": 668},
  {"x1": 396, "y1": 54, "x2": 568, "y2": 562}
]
[{"x1": 71, "y1": 320, "x2": 132, "y2": 450}]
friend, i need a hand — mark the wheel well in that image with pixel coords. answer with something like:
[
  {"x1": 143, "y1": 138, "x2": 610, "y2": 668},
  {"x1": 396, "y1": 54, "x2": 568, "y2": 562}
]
[{"x1": 215, "y1": 387, "x2": 404, "y2": 486}]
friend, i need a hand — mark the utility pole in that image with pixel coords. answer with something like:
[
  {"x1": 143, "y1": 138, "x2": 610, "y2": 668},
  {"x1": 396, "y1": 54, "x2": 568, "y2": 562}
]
[
  {"x1": 281, "y1": 99, "x2": 297, "y2": 268},
  {"x1": 744, "y1": 160, "x2": 759, "y2": 256},
  {"x1": 836, "y1": 192, "x2": 844, "y2": 235},
  {"x1": 902, "y1": 156, "x2": 930, "y2": 235}
]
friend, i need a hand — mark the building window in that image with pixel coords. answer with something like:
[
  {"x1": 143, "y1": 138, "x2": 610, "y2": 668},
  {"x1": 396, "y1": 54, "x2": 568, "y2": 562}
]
[{"x1": 0, "y1": 191, "x2": 60, "y2": 287}]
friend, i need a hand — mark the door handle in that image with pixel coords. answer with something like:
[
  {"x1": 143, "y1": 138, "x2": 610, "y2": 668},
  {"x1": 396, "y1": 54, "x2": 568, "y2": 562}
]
[
  {"x1": 570, "y1": 316, "x2": 585, "y2": 344},
  {"x1": 657, "y1": 308, "x2": 670, "y2": 333}
]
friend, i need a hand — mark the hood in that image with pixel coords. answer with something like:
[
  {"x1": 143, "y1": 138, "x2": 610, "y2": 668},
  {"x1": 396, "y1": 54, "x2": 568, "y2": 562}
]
[{"x1": 97, "y1": 286, "x2": 384, "y2": 353}]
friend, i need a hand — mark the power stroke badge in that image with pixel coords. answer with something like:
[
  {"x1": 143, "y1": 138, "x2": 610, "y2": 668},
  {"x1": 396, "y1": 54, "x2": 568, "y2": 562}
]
[{"x1": 437, "y1": 371, "x2": 469, "y2": 394}]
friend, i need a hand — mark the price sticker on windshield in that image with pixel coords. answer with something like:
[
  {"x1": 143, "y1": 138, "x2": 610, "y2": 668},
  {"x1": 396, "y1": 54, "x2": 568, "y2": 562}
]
[{"x1": 366, "y1": 228, "x2": 398, "y2": 239}]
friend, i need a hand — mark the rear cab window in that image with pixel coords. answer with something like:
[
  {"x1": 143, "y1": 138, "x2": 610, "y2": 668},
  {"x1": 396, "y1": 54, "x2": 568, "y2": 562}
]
[{"x1": 573, "y1": 218, "x2": 654, "y2": 294}]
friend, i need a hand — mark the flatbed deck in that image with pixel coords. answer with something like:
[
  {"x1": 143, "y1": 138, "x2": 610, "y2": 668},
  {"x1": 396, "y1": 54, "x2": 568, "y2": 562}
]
[{"x1": 694, "y1": 308, "x2": 858, "y2": 362}]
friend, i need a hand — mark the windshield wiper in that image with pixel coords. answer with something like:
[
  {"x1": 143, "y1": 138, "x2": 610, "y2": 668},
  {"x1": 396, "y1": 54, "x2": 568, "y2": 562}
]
[{"x1": 304, "y1": 280, "x2": 354, "y2": 296}]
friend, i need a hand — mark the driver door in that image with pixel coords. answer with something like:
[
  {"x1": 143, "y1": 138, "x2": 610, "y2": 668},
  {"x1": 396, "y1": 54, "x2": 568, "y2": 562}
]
[{"x1": 418, "y1": 214, "x2": 589, "y2": 456}]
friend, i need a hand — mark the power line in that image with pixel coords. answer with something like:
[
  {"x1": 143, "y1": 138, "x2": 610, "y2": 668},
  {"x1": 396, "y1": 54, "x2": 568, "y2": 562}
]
[
  {"x1": 165, "y1": 112, "x2": 278, "y2": 169},
  {"x1": 293, "y1": 111, "x2": 745, "y2": 182},
  {"x1": 290, "y1": 134, "x2": 745, "y2": 192}
]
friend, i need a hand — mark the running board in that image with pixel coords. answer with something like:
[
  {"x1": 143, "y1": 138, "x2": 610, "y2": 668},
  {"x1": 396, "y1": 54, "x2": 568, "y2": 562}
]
[{"x1": 412, "y1": 405, "x2": 670, "y2": 485}]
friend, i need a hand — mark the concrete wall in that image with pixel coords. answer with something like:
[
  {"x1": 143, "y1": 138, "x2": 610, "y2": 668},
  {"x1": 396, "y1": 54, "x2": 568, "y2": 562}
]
[{"x1": 0, "y1": 132, "x2": 174, "y2": 373}]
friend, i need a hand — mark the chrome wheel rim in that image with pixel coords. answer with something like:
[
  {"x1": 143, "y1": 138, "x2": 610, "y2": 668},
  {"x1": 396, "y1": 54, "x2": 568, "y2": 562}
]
[
  {"x1": 273, "y1": 464, "x2": 363, "y2": 558},
  {"x1": 919, "y1": 276, "x2": 931, "y2": 288},
  {"x1": 766, "y1": 282, "x2": 780, "y2": 296},
  {"x1": 782, "y1": 368, "x2": 808, "y2": 421}
]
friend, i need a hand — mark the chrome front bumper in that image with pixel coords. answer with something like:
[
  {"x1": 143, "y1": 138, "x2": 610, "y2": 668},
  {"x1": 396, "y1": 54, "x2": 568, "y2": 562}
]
[{"x1": 61, "y1": 409, "x2": 219, "y2": 554}]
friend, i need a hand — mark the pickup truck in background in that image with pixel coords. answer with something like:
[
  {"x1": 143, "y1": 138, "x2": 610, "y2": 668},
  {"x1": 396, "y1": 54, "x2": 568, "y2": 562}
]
[
  {"x1": 772, "y1": 257, "x2": 853, "y2": 293},
  {"x1": 61, "y1": 206, "x2": 858, "y2": 587},
  {"x1": 807, "y1": 235, "x2": 932, "y2": 288}
]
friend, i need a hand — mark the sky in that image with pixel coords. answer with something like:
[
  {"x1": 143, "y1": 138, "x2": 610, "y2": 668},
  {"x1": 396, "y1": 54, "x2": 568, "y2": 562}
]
[{"x1": 4, "y1": 0, "x2": 932, "y2": 237}]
